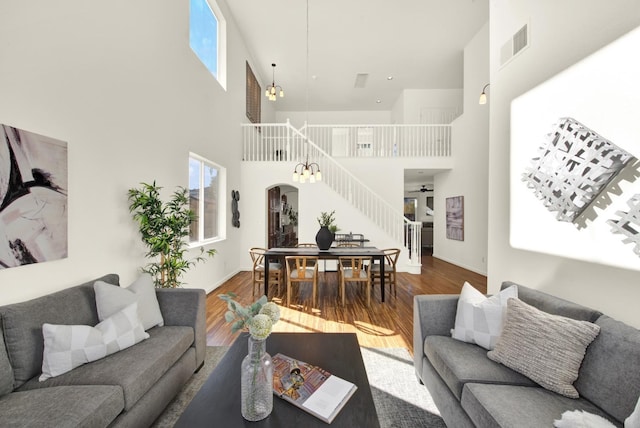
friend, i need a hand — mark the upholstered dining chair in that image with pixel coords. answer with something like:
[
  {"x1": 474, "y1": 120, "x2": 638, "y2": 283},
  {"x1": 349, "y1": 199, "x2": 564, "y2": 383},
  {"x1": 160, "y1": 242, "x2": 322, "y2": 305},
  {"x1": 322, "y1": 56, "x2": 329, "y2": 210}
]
[
  {"x1": 338, "y1": 256, "x2": 372, "y2": 307},
  {"x1": 371, "y1": 248, "x2": 400, "y2": 297},
  {"x1": 284, "y1": 256, "x2": 319, "y2": 307},
  {"x1": 249, "y1": 247, "x2": 283, "y2": 297}
]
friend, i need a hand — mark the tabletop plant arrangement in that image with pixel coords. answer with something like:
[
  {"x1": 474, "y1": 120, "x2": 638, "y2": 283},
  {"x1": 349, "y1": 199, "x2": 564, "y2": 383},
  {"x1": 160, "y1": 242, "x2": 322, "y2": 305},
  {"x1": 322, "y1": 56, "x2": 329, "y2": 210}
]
[
  {"x1": 316, "y1": 210, "x2": 339, "y2": 250},
  {"x1": 219, "y1": 293, "x2": 281, "y2": 421},
  {"x1": 128, "y1": 181, "x2": 216, "y2": 288}
]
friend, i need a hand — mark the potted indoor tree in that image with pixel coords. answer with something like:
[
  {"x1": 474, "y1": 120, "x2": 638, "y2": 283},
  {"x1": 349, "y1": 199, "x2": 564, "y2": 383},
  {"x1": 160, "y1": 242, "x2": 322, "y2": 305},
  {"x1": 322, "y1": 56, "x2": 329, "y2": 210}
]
[
  {"x1": 128, "y1": 181, "x2": 216, "y2": 288},
  {"x1": 316, "y1": 210, "x2": 339, "y2": 250}
]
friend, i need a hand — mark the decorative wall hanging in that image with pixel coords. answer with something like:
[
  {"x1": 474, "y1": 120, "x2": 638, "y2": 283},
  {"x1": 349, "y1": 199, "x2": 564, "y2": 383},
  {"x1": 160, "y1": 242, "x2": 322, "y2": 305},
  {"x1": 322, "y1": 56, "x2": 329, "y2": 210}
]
[
  {"x1": 607, "y1": 194, "x2": 640, "y2": 257},
  {"x1": 232, "y1": 190, "x2": 240, "y2": 228},
  {"x1": 510, "y1": 25, "x2": 640, "y2": 271},
  {"x1": 522, "y1": 117, "x2": 635, "y2": 223},
  {"x1": 446, "y1": 196, "x2": 464, "y2": 241},
  {"x1": 0, "y1": 124, "x2": 68, "y2": 269}
]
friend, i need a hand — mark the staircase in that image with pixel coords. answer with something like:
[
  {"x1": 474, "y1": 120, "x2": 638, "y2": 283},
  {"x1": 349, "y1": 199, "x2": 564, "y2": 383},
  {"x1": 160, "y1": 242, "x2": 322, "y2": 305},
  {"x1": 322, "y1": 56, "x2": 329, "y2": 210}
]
[{"x1": 241, "y1": 120, "x2": 452, "y2": 269}]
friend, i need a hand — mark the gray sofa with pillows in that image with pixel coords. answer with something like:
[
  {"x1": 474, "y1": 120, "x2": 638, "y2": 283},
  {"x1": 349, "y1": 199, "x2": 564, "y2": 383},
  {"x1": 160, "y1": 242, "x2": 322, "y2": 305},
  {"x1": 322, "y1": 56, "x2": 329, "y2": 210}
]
[
  {"x1": 414, "y1": 281, "x2": 640, "y2": 428},
  {"x1": 0, "y1": 273, "x2": 206, "y2": 428}
]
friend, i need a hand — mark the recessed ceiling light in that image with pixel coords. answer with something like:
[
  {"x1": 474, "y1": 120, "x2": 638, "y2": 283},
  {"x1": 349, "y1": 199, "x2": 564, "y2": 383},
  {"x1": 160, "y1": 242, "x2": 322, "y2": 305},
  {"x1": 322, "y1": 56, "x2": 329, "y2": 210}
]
[
  {"x1": 376, "y1": 100, "x2": 382, "y2": 103},
  {"x1": 387, "y1": 76, "x2": 393, "y2": 80}
]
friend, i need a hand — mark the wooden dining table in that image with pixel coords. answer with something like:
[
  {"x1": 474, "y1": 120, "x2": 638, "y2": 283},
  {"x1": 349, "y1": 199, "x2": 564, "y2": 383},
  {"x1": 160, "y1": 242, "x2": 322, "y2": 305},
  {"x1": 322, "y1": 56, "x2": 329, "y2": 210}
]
[{"x1": 263, "y1": 246, "x2": 388, "y2": 302}]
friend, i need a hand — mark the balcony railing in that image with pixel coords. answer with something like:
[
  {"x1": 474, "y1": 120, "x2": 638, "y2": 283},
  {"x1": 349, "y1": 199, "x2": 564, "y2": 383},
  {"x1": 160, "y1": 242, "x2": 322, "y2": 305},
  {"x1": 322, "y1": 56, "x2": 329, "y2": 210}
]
[{"x1": 242, "y1": 121, "x2": 451, "y2": 161}]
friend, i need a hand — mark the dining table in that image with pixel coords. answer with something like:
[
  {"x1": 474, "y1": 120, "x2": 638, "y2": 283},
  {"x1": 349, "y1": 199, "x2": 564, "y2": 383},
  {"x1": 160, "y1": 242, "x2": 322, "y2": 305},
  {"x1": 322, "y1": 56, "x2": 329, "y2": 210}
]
[{"x1": 263, "y1": 246, "x2": 388, "y2": 302}]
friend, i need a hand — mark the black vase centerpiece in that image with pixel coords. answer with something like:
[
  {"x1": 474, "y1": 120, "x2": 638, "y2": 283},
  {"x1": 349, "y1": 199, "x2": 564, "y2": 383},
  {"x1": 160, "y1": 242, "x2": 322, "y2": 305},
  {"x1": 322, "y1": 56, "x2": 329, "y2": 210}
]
[{"x1": 315, "y1": 226, "x2": 334, "y2": 250}]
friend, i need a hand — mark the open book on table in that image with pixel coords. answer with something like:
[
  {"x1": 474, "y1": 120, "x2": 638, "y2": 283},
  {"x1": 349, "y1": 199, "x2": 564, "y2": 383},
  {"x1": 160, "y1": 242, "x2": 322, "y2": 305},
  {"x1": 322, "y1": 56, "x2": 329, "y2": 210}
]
[{"x1": 272, "y1": 353, "x2": 358, "y2": 424}]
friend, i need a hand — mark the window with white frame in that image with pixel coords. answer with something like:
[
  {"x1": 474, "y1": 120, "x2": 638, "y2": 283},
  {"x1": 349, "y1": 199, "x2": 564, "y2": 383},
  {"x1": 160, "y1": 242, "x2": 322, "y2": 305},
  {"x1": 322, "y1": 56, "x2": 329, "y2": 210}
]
[
  {"x1": 189, "y1": 0, "x2": 227, "y2": 88},
  {"x1": 189, "y1": 154, "x2": 225, "y2": 244}
]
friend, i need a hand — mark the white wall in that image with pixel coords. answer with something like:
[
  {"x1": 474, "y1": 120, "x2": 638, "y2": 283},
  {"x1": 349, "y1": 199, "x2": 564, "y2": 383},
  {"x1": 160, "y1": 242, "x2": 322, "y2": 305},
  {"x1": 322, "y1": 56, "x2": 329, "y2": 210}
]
[
  {"x1": 400, "y1": 89, "x2": 464, "y2": 124},
  {"x1": 0, "y1": 0, "x2": 261, "y2": 303},
  {"x1": 275, "y1": 111, "x2": 391, "y2": 128},
  {"x1": 488, "y1": 0, "x2": 640, "y2": 327},
  {"x1": 432, "y1": 23, "x2": 490, "y2": 276}
]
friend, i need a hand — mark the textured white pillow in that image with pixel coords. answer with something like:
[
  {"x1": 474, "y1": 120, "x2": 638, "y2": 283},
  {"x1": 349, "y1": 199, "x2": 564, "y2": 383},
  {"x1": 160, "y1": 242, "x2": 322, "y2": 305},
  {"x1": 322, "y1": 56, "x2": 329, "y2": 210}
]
[
  {"x1": 94, "y1": 274, "x2": 164, "y2": 330},
  {"x1": 554, "y1": 410, "x2": 616, "y2": 428},
  {"x1": 451, "y1": 282, "x2": 518, "y2": 350},
  {"x1": 40, "y1": 303, "x2": 149, "y2": 381}
]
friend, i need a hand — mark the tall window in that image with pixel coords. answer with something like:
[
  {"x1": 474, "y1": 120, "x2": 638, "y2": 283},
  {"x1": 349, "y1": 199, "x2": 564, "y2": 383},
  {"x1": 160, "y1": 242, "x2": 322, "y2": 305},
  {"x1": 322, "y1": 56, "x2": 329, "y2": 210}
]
[
  {"x1": 189, "y1": 154, "x2": 225, "y2": 244},
  {"x1": 190, "y1": 0, "x2": 227, "y2": 88}
]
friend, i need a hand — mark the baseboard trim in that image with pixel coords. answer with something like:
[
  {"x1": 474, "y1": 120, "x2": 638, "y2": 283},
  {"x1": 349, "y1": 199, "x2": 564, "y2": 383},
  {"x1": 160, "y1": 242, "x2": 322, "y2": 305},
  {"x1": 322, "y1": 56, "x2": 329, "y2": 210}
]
[{"x1": 431, "y1": 254, "x2": 487, "y2": 277}]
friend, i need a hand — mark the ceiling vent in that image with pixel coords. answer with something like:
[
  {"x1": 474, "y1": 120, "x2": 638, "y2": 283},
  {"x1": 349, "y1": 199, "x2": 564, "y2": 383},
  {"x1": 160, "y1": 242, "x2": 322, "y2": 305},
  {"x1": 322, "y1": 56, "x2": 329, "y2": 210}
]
[
  {"x1": 354, "y1": 73, "x2": 369, "y2": 88},
  {"x1": 500, "y1": 24, "x2": 529, "y2": 68}
]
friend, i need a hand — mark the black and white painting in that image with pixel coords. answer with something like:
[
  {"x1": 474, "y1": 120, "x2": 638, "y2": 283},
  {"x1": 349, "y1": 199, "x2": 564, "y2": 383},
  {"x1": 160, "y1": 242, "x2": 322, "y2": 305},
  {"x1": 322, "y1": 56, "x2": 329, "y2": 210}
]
[
  {"x1": 511, "y1": 25, "x2": 640, "y2": 270},
  {"x1": 0, "y1": 124, "x2": 68, "y2": 269}
]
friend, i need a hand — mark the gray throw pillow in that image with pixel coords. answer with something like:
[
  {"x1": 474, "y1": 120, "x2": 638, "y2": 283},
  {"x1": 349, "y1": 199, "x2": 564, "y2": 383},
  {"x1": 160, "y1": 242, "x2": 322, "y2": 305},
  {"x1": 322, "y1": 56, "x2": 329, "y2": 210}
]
[
  {"x1": 94, "y1": 274, "x2": 164, "y2": 330},
  {"x1": 487, "y1": 298, "x2": 600, "y2": 398}
]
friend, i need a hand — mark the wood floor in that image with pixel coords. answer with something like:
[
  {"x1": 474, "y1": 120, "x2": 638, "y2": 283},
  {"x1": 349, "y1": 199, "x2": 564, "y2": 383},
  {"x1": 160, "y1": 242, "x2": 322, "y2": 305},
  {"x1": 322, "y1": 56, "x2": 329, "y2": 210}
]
[{"x1": 205, "y1": 253, "x2": 487, "y2": 355}]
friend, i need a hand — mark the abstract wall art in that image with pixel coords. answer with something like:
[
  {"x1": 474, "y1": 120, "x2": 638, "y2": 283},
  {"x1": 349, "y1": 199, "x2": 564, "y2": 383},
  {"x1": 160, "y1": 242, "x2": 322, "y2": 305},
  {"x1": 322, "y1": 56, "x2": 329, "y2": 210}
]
[
  {"x1": 607, "y1": 194, "x2": 640, "y2": 257},
  {"x1": 510, "y1": 25, "x2": 640, "y2": 271},
  {"x1": 0, "y1": 124, "x2": 68, "y2": 269},
  {"x1": 446, "y1": 196, "x2": 464, "y2": 241},
  {"x1": 522, "y1": 117, "x2": 635, "y2": 223}
]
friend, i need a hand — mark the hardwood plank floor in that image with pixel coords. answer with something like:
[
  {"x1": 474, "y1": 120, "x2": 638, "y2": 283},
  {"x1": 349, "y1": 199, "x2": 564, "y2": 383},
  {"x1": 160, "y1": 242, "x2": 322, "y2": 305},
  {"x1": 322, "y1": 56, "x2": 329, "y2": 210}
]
[{"x1": 205, "y1": 253, "x2": 487, "y2": 355}]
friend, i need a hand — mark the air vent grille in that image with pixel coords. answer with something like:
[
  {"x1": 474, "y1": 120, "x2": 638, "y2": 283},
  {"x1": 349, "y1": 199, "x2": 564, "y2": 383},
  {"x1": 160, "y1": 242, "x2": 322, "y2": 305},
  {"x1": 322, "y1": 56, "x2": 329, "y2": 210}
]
[
  {"x1": 513, "y1": 24, "x2": 528, "y2": 55},
  {"x1": 500, "y1": 23, "x2": 529, "y2": 68},
  {"x1": 354, "y1": 73, "x2": 369, "y2": 88}
]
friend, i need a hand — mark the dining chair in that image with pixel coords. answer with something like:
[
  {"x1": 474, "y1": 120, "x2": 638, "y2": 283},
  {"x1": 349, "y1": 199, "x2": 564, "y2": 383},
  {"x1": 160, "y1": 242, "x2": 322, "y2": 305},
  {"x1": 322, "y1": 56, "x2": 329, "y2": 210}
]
[
  {"x1": 336, "y1": 242, "x2": 360, "y2": 247},
  {"x1": 371, "y1": 248, "x2": 400, "y2": 297},
  {"x1": 338, "y1": 256, "x2": 372, "y2": 307},
  {"x1": 296, "y1": 243, "x2": 317, "y2": 248},
  {"x1": 249, "y1": 248, "x2": 283, "y2": 297},
  {"x1": 284, "y1": 256, "x2": 319, "y2": 307}
]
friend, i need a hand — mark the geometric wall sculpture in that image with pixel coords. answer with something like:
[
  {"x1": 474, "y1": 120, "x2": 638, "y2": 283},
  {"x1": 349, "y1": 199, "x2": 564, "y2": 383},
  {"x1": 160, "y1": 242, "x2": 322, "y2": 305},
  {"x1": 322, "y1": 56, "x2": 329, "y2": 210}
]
[
  {"x1": 522, "y1": 117, "x2": 635, "y2": 223},
  {"x1": 607, "y1": 194, "x2": 640, "y2": 257},
  {"x1": 0, "y1": 124, "x2": 68, "y2": 269}
]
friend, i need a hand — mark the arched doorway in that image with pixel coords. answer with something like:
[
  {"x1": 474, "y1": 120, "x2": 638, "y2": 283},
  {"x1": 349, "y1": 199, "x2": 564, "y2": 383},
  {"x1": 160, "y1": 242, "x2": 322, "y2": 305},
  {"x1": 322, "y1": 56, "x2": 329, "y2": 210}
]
[{"x1": 267, "y1": 184, "x2": 299, "y2": 248}]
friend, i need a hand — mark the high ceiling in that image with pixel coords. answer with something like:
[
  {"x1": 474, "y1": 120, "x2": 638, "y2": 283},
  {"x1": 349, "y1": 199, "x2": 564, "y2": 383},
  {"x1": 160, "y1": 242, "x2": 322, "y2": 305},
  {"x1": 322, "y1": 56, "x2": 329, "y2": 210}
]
[{"x1": 226, "y1": 0, "x2": 489, "y2": 112}]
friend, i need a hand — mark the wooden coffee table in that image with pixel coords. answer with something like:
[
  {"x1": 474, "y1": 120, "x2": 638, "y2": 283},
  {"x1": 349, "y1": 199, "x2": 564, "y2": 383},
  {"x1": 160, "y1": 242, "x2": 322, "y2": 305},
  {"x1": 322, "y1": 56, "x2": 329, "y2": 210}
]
[{"x1": 175, "y1": 332, "x2": 380, "y2": 427}]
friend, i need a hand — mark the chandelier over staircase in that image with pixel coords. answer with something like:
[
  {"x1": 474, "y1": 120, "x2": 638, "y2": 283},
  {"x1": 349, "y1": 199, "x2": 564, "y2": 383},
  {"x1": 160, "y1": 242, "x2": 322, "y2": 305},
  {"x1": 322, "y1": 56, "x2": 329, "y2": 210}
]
[{"x1": 265, "y1": 63, "x2": 284, "y2": 101}]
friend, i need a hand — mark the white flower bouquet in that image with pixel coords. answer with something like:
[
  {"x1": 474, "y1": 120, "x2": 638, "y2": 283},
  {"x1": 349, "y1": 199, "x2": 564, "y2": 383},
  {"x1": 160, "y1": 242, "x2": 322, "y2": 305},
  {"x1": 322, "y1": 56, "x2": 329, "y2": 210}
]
[{"x1": 219, "y1": 293, "x2": 280, "y2": 339}]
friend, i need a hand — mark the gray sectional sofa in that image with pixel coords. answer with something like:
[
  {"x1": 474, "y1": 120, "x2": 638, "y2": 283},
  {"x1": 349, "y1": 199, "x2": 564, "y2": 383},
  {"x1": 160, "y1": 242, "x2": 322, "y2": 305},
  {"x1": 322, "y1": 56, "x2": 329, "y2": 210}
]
[
  {"x1": 414, "y1": 281, "x2": 640, "y2": 427},
  {"x1": 0, "y1": 273, "x2": 206, "y2": 428}
]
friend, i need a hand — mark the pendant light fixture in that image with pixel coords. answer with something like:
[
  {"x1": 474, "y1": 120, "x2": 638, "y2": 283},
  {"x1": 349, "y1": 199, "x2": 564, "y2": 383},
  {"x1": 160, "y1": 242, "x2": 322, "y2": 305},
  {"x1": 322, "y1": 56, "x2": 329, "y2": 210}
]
[
  {"x1": 265, "y1": 63, "x2": 284, "y2": 101},
  {"x1": 292, "y1": 0, "x2": 321, "y2": 184},
  {"x1": 292, "y1": 156, "x2": 321, "y2": 183}
]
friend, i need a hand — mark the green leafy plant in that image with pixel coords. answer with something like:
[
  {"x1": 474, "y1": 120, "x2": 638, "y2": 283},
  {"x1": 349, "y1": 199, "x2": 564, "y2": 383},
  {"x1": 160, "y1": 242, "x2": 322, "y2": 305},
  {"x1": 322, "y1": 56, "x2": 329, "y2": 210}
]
[
  {"x1": 317, "y1": 210, "x2": 339, "y2": 232},
  {"x1": 219, "y1": 293, "x2": 280, "y2": 339},
  {"x1": 128, "y1": 181, "x2": 216, "y2": 288}
]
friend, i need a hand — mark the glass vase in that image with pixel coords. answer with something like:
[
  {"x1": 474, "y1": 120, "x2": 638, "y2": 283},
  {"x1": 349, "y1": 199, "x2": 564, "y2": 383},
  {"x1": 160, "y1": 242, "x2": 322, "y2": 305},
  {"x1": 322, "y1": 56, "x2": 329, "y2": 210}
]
[{"x1": 241, "y1": 335, "x2": 273, "y2": 421}]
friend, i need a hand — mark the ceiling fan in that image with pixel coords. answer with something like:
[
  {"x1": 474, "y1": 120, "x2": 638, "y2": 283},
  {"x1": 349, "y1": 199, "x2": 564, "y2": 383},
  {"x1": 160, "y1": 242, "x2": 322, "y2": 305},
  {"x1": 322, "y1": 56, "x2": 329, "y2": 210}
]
[{"x1": 409, "y1": 185, "x2": 433, "y2": 193}]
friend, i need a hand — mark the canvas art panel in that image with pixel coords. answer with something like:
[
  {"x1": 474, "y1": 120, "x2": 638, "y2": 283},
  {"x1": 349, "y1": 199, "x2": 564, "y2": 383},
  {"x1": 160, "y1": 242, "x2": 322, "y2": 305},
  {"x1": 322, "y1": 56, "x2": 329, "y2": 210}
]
[
  {"x1": 0, "y1": 124, "x2": 68, "y2": 269},
  {"x1": 446, "y1": 196, "x2": 464, "y2": 241},
  {"x1": 510, "y1": 25, "x2": 640, "y2": 271}
]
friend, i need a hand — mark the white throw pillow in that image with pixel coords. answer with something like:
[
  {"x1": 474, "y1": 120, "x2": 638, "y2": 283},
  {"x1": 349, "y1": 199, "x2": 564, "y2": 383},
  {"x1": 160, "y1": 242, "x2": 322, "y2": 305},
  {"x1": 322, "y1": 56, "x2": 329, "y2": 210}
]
[
  {"x1": 554, "y1": 410, "x2": 617, "y2": 428},
  {"x1": 40, "y1": 303, "x2": 149, "y2": 381},
  {"x1": 451, "y1": 282, "x2": 518, "y2": 350},
  {"x1": 94, "y1": 274, "x2": 164, "y2": 330},
  {"x1": 626, "y1": 395, "x2": 640, "y2": 428}
]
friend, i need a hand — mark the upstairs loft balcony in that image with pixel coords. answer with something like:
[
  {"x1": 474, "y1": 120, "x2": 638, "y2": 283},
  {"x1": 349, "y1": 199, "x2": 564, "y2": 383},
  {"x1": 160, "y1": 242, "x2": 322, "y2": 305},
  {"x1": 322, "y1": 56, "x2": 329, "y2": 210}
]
[{"x1": 242, "y1": 122, "x2": 453, "y2": 162}]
